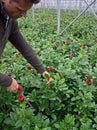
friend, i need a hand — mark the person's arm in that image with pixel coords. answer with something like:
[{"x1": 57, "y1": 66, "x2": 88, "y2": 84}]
[
  {"x1": 1, "y1": 20, "x2": 51, "y2": 91},
  {"x1": 0, "y1": 73, "x2": 12, "y2": 87},
  {"x1": 9, "y1": 20, "x2": 46, "y2": 74},
  {"x1": 8, "y1": 20, "x2": 52, "y2": 85}
]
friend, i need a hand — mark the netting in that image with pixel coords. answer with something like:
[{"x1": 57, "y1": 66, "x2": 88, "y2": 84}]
[{"x1": 34, "y1": 0, "x2": 97, "y2": 11}]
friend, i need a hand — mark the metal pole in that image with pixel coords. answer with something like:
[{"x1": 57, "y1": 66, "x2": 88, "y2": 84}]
[
  {"x1": 57, "y1": 0, "x2": 61, "y2": 33},
  {"x1": 78, "y1": 0, "x2": 82, "y2": 15},
  {"x1": 32, "y1": 7, "x2": 34, "y2": 21},
  {"x1": 68, "y1": 0, "x2": 71, "y2": 13},
  {"x1": 61, "y1": 0, "x2": 96, "y2": 35}
]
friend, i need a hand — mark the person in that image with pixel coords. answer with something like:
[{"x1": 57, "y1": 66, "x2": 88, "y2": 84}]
[{"x1": 0, "y1": 0, "x2": 52, "y2": 92}]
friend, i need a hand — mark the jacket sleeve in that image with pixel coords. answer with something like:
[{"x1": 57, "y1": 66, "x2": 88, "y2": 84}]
[
  {"x1": 8, "y1": 20, "x2": 46, "y2": 74},
  {"x1": 0, "y1": 73, "x2": 12, "y2": 87}
]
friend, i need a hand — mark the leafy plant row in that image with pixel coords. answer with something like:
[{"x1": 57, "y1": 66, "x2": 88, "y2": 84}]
[{"x1": 0, "y1": 9, "x2": 97, "y2": 130}]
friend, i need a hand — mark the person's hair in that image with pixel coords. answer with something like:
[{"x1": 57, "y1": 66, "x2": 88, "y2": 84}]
[{"x1": 10, "y1": 0, "x2": 40, "y2": 4}]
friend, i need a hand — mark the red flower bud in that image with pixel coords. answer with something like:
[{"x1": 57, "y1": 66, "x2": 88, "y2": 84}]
[
  {"x1": 82, "y1": 45, "x2": 87, "y2": 49},
  {"x1": 49, "y1": 67, "x2": 55, "y2": 72},
  {"x1": 86, "y1": 75, "x2": 91, "y2": 79},
  {"x1": 95, "y1": 40, "x2": 97, "y2": 42},
  {"x1": 86, "y1": 79, "x2": 92, "y2": 86},
  {"x1": 18, "y1": 85, "x2": 22, "y2": 94},
  {"x1": 63, "y1": 41, "x2": 70, "y2": 45},
  {"x1": 7, "y1": 73, "x2": 12, "y2": 77},
  {"x1": 0, "y1": 59, "x2": 2, "y2": 63},
  {"x1": 15, "y1": 52, "x2": 21, "y2": 57},
  {"x1": 27, "y1": 64, "x2": 32, "y2": 70},
  {"x1": 33, "y1": 72, "x2": 38, "y2": 76},
  {"x1": 69, "y1": 54, "x2": 74, "y2": 59},
  {"x1": 18, "y1": 95, "x2": 25, "y2": 102}
]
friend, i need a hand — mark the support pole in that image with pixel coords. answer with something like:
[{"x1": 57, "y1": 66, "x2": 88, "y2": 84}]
[
  {"x1": 57, "y1": 0, "x2": 61, "y2": 33},
  {"x1": 32, "y1": 7, "x2": 34, "y2": 21},
  {"x1": 78, "y1": 0, "x2": 82, "y2": 15}
]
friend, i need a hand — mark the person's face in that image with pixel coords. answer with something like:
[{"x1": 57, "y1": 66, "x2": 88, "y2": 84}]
[{"x1": 2, "y1": 0, "x2": 33, "y2": 19}]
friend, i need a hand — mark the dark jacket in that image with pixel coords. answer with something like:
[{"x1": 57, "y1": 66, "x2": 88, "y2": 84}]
[{"x1": 0, "y1": 1, "x2": 45, "y2": 87}]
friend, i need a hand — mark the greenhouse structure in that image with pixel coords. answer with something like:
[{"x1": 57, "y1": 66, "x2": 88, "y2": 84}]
[{"x1": 32, "y1": 0, "x2": 97, "y2": 33}]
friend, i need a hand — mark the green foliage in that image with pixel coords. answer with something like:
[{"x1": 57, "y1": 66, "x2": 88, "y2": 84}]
[
  {"x1": 59, "y1": 114, "x2": 75, "y2": 130},
  {"x1": 0, "y1": 9, "x2": 97, "y2": 129}
]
